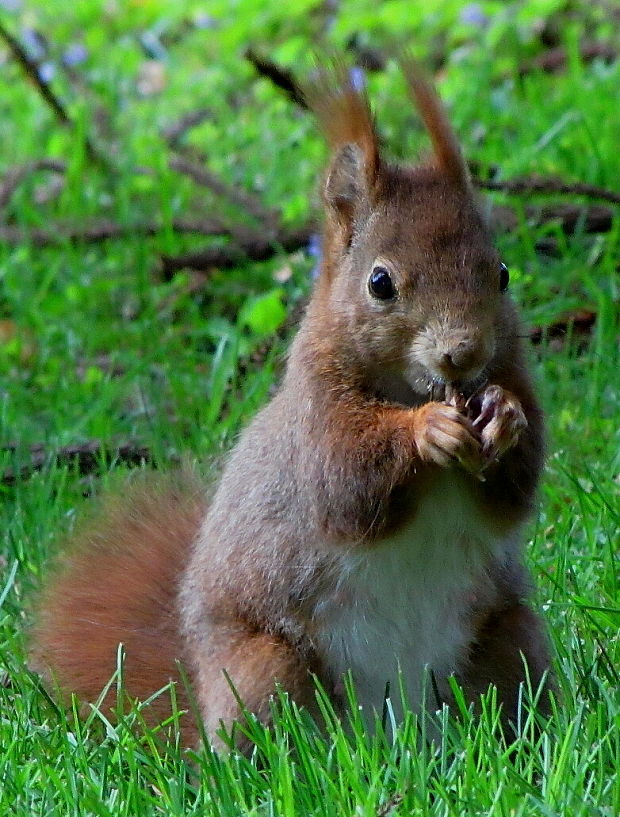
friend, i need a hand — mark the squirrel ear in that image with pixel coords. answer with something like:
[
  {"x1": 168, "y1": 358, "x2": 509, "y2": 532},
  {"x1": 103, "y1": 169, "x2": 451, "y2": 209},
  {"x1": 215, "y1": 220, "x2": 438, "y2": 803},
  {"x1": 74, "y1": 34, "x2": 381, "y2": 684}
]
[
  {"x1": 305, "y1": 62, "x2": 379, "y2": 246},
  {"x1": 400, "y1": 57, "x2": 470, "y2": 190},
  {"x1": 323, "y1": 142, "x2": 369, "y2": 231}
]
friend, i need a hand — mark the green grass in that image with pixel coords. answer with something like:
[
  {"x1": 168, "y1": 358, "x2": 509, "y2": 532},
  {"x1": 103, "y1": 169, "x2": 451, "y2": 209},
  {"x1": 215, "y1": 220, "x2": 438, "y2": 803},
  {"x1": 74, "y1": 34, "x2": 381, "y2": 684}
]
[{"x1": 1, "y1": 1, "x2": 618, "y2": 815}]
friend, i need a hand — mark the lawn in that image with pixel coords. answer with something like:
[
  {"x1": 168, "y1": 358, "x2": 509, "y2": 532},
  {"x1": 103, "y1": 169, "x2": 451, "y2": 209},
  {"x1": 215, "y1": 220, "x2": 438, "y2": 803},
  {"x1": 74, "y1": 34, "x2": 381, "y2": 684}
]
[{"x1": 0, "y1": 1, "x2": 618, "y2": 815}]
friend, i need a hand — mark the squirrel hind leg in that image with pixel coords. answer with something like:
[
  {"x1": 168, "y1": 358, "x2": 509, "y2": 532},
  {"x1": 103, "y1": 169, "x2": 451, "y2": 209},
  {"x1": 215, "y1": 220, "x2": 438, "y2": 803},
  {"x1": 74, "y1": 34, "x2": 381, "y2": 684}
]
[
  {"x1": 190, "y1": 627, "x2": 320, "y2": 752},
  {"x1": 29, "y1": 468, "x2": 207, "y2": 744},
  {"x1": 460, "y1": 599, "x2": 553, "y2": 730}
]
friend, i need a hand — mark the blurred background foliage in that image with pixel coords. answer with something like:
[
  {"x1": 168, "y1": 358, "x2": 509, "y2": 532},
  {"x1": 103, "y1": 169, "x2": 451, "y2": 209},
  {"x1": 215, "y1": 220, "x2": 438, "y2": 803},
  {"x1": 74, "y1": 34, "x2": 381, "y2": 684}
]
[
  {"x1": 0, "y1": 0, "x2": 617, "y2": 490},
  {"x1": 0, "y1": 3, "x2": 618, "y2": 815}
]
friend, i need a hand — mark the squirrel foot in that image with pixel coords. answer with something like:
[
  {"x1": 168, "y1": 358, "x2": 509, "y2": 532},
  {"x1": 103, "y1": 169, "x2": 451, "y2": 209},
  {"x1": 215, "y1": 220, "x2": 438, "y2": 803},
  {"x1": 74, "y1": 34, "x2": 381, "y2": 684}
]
[
  {"x1": 469, "y1": 385, "x2": 528, "y2": 466},
  {"x1": 414, "y1": 402, "x2": 484, "y2": 476}
]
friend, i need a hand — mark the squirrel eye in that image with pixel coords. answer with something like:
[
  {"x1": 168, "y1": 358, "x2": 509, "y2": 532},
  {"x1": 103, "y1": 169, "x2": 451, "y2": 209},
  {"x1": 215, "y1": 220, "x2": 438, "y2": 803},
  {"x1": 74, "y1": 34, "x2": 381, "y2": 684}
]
[
  {"x1": 499, "y1": 262, "x2": 510, "y2": 292},
  {"x1": 368, "y1": 266, "x2": 396, "y2": 300}
]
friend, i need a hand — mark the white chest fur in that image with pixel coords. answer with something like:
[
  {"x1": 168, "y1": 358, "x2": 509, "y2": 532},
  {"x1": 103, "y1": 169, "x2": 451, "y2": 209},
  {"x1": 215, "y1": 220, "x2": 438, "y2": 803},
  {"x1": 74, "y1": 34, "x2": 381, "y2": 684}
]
[{"x1": 312, "y1": 472, "x2": 502, "y2": 722}]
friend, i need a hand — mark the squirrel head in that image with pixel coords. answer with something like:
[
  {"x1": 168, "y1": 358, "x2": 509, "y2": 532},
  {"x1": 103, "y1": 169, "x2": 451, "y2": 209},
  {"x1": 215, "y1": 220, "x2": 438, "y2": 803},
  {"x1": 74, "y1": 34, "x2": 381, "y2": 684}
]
[{"x1": 303, "y1": 60, "x2": 518, "y2": 405}]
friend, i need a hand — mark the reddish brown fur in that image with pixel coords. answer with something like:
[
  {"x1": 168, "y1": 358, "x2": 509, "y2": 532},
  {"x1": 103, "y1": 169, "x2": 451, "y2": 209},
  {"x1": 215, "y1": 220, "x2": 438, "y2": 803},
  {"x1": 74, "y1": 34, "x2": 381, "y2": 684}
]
[
  {"x1": 32, "y1": 63, "x2": 551, "y2": 749},
  {"x1": 304, "y1": 61, "x2": 379, "y2": 181},
  {"x1": 194, "y1": 628, "x2": 320, "y2": 752},
  {"x1": 464, "y1": 601, "x2": 552, "y2": 725},
  {"x1": 401, "y1": 57, "x2": 469, "y2": 188},
  {"x1": 304, "y1": 63, "x2": 381, "y2": 285},
  {"x1": 31, "y1": 469, "x2": 206, "y2": 745}
]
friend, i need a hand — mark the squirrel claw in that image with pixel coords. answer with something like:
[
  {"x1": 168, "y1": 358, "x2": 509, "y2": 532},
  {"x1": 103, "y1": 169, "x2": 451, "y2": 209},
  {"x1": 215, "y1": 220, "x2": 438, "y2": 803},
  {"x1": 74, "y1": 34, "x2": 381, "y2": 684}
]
[
  {"x1": 476, "y1": 385, "x2": 527, "y2": 464},
  {"x1": 446, "y1": 384, "x2": 527, "y2": 469}
]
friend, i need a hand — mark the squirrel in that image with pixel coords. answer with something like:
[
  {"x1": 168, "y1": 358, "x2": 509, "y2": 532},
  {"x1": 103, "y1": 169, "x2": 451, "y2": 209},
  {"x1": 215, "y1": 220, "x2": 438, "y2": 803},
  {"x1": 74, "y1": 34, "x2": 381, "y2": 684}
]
[{"x1": 31, "y1": 60, "x2": 551, "y2": 751}]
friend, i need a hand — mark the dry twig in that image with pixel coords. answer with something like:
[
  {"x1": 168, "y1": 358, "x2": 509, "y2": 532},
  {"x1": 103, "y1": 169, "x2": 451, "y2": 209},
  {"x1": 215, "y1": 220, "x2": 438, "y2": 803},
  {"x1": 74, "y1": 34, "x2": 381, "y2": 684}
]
[
  {"x1": 245, "y1": 48, "x2": 308, "y2": 108},
  {"x1": 0, "y1": 217, "x2": 232, "y2": 247},
  {"x1": 530, "y1": 203, "x2": 614, "y2": 233},
  {"x1": 162, "y1": 109, "x2": 213, "y2": 148},
  {"x1": 519, "y1": 40, "x2": 616, "y2": 75},
  {"x1": 160, "y1": 222, "x2": 314, "y2": 277},
  {"x1": 529, "y1": 309, "x2": 596, "y2": 345},
  {"x1": 0, "y1": 213, "x2": 314, "y2": 278},
  {"x1": 490, "y1": 202, "x2": 615, "y2": 235},
  {"x1": 1, "y1": 440, "x2": 151, "y2": 485},
  {"x1": 170, "y1": 155, "x2": 278, "y2": 224},
  {"x1": 475, "y1": 175, "x2": 620, "y2": 206},
  {"x1": 0, "y1": 159, "x2": 66, "y2": 210},
  {"x1": 0, "y1": 21, "x2": 102, "y2": 164}
]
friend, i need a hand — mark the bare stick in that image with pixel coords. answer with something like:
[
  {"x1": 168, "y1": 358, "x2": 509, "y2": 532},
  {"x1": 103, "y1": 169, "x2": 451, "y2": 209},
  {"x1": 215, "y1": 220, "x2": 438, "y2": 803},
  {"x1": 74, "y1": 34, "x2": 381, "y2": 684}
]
[
  {"x1": 474, "y1": 175, "x2": 620, "y2": 206},
  {"x1": 0, "y1": 21, "x2": 101, "y2": 164},
  {"x1": 0, "y1": 217, "x2": 233, "y2": 247},
  {"x1": 529, "y1": 203, "x2": 613, "y2": 234},
  {"x1": 160, "y1": 223, "x2": 314, "y2": 277},
  {"x1": 163, "y1": 109, "x2": 213, "y2": 148},
  {"x1": 490, "y1": 202, "x2": 614, "y2": 236},
  {"x1": 519, "y1": 40, "x2": 616, "y2": 76},
  {"x1": 1, "y1": 440, "x2": 152, "y2": 485},
  {"x1": 169, "y1": 155, "x2": 279, "y2": 224},
  {"x1": 0, "y1": 215, "x2": 313, "y2": 276},
  {"x1": 245, "y1": 48, "x2": 308, "y2": 109},
  {"x1": 529, "y1": 309, "x2": 596, "y2": 345},
  {"x1": 0, "y1": 159, "x2": 66, "y2": 209}
]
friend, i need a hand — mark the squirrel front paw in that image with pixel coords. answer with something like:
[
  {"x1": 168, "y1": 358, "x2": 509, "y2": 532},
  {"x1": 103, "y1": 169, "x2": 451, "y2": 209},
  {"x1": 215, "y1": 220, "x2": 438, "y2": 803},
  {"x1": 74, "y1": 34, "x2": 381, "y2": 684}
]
[
  {"x1": 413, "y1": 402, "x2": 483, "y2": 476},
  {"x1": 469, "y1": 385, "x2": 527, "y2": 465}
]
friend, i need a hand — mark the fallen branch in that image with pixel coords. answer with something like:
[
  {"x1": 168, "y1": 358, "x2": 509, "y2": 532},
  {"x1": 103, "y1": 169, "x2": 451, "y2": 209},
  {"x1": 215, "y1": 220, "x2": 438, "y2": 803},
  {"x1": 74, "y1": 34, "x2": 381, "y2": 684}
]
[
  {"x1": 1, "y1": 440, "x2": 151, "y2": 486},
  {"x1": 530, "y1": 202, "x2": 614, "y2": 234},
  {"x1": 345, "y1": 36, "x2": 387, "y2": 72},
  {"x1": 0, "y1": 21, "x2": 101, "y2": 165},
  {"x1": 245, "y1": 48, "x2": 307, "y2": 108},
  {"x1": 0, "y1": 21, "x2": 71, "y2": 126},
  {"x1": 475, "y1": 175, "x2": 620, "y2": 206},
  {"x1": 0, "y1": 217, "x2": 233, "y2": 247},
  {"x1": 519, "y1": 40, "x2": 616, "y2": 76},
  {"x1": 162, "y1": 108, "x2": 213, "y2": 148},
  {"x1": 0, "y1": 159, "x2": 66, "y2": 210},
  {"x1": 160, "y1": 223, "x2": 314, "y2": 277},
  {"x1": 529, "y1": 309, "x2": 596, "y2": 345},
  {"x1": 170, "y1": 154, "x2": 278, "y2": 224},
  {"x1": 0, "y1": 198, "x2": 611, "y2": 257},
  {"x1": 490, "y1": 202, "x2": 615, "y2": 235},
  {"x1": 0, "y1": 214, "x2": 313, "y2": 275}
]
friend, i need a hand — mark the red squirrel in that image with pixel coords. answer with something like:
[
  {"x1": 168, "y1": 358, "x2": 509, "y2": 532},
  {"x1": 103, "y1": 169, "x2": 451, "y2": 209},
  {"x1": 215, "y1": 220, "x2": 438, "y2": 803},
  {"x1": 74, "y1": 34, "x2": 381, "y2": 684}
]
[{"x1": 32, "y1": 60, "x2": 551, "y2": 750}]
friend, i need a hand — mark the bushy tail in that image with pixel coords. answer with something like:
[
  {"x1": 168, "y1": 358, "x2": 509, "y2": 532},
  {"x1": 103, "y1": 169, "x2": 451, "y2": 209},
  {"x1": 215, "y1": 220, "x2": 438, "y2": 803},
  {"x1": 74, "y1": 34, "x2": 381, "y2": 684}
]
[{"x1": 30, "y1": 467, "x2": 206, "y2": 743}]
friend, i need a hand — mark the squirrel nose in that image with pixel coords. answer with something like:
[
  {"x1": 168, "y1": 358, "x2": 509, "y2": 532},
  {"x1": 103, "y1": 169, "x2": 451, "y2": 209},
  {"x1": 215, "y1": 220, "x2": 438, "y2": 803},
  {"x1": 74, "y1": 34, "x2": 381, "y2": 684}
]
[
  {"x1": 442, "y1": 343, "x2": 476, "y2": 370},
  {"x1": 435, "y1": 340, "x2": 483, "y2": 382}
]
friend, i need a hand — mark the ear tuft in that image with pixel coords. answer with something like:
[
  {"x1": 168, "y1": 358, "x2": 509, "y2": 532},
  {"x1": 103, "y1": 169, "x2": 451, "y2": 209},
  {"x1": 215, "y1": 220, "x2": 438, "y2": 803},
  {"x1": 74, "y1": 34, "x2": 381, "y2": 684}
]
[
  {"x1": 400, "y1": 56, "x2": 470, "y2": 190},
  {"x1": 304, "y1": 61, "x2": 380, "y2": 192}
]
